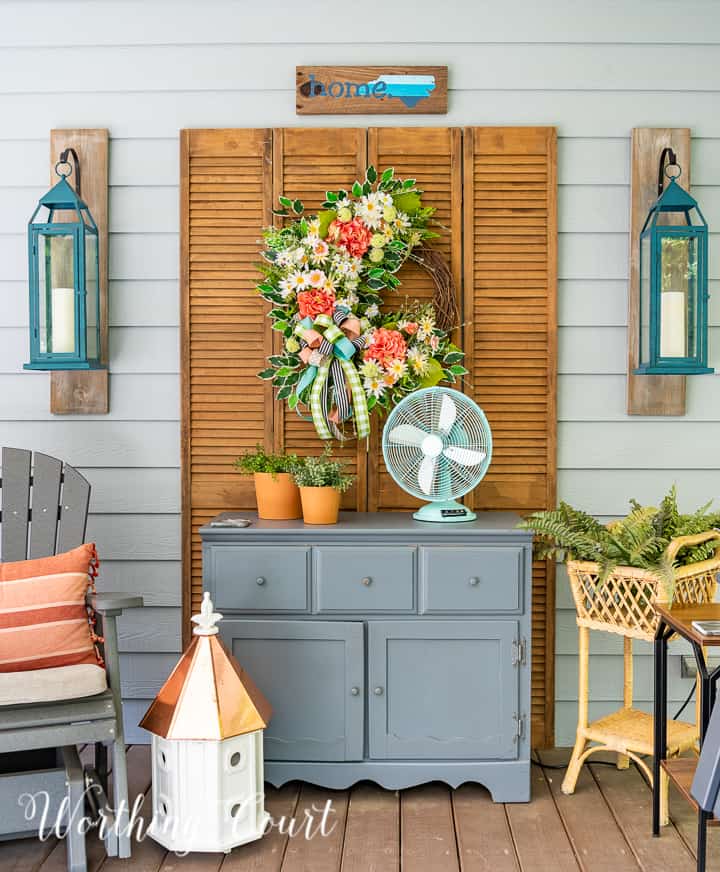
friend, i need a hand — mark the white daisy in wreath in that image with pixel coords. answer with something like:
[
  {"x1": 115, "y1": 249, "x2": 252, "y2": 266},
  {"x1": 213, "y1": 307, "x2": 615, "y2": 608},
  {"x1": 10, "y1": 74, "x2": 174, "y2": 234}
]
[
  {"x1": 360, "y1": 359, "x2": 382, "y2": 380},
  {"x1": 363, "y1": 303, "x2": 380, "y2": 320},
  {"x1": 356, "y1": 193, "x2": 383, "y2": 229},
  {"x1": 364, "y1": 376, "x2": 386, "y2": 399},
  {"x1": 387, "y1": 358, "x2": 407, "y2": 381},
  {"x1": 307, "y1": 269, "x2": 326, "y2": 289},
  {"x1": 408, "y1": 347, "x2": 429, "y2": 374}
]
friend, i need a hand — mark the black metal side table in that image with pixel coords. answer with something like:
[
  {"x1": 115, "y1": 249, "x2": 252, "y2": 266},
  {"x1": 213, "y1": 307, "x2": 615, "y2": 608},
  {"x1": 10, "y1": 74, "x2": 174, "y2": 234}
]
[{"x1": 654, "y1": 603, "x2": 720, "y2": 872}]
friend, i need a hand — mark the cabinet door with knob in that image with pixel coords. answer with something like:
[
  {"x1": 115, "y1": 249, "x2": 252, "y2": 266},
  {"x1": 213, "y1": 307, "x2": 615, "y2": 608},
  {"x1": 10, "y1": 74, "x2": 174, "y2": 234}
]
[
  {"x1": 220, "y1": 619, "x2": 364, "y2": 762},
  {"x1": 368, "y1": 620, "x2": 520, "y2": 760}
]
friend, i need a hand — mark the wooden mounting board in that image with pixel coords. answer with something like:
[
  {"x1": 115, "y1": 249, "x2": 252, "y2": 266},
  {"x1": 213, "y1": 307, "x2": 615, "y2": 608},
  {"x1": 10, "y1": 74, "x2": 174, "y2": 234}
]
[
  {"x1": 49, "y1": 129, "x2": 109, "y2": 415},
  {"x1": 627, "y1": 127, "x2": 690, "y2": 416}
]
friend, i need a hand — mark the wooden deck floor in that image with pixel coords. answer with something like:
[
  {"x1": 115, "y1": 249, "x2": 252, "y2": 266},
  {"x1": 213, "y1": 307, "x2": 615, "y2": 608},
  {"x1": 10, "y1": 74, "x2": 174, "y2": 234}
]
[{"x1": 2, "y1": 747, "x2": 719, "y2": 872}]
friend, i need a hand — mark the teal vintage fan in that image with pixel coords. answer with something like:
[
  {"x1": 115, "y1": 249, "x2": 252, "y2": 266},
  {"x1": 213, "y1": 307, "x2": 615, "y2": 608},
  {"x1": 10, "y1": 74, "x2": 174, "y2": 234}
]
[{"x1": 382, "y1": 387, "x2": 492, "y2": 522}]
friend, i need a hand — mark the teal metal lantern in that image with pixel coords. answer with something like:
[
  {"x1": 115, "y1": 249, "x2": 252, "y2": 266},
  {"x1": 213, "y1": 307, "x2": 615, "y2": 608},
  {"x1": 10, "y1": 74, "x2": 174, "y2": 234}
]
[
  {"x1": 24, "y1": 153, "x2": 103, "y2": 371},
  {"x1": 635, "y1": 150, "x2": 713, "y2": 376}
]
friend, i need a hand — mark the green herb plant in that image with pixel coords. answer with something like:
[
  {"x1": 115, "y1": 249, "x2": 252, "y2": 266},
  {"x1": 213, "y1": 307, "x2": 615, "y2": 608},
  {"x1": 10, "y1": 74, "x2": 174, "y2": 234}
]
[
  {"x1": 519, "y1": 485, "x2": 720, "y2": 598},
  {"x1": 233, "y1": 444, "x2": 302, "y2": 479},
  {"x1": 292, "y1": 446, "x2": 355, "y2": 493}
]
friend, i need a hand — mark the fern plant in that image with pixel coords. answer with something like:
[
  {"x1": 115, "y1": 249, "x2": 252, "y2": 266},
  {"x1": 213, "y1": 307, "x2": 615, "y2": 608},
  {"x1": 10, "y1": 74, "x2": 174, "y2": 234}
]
[{"x1": 519, "y1": 485, "x2": 720, "y2": 595}]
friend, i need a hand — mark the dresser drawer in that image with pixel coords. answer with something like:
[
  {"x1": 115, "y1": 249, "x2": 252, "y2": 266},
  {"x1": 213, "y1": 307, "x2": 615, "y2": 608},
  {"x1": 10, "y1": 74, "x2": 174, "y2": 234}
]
[
  {"x1": 208, "y1": 546, "x2": 309, "y2": 612},
  {"x1": 419, "y1": 546, "x2": 523, "y2": 613},
  {"x1": 314, "y1": 546, "x2": 415, "y2": 612}
]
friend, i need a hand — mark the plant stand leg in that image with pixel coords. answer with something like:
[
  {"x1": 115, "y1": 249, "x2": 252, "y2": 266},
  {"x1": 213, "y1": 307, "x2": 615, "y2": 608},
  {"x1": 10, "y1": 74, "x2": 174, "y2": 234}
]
[{"x1": 562, "y1": 626, "x2": 590, "y2": 795}]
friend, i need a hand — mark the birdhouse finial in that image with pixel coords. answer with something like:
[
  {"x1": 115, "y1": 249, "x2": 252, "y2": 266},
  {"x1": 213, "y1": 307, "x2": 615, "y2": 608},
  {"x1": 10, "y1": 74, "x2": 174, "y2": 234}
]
[{"x1": 192, "y1": 591, "x2": 223, "y2": 636}]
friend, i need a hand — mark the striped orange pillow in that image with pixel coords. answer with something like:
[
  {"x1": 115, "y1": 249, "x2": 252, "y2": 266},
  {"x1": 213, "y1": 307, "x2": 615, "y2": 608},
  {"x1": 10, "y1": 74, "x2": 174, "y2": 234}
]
[{"x1": 0, "y1": 543, "x2": 102, "y2": 673}]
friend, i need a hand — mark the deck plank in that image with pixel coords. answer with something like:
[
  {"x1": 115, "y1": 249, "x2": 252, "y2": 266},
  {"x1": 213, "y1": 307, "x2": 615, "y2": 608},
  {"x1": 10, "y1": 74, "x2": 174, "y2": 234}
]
[
  {"x1": 280, "y1": 784, "x2": 348, "y2": 872},
  {"x1": 341, "y1": 783, "x2": 399, "y2": 872},
  {"x1": 401, "y1": 783, "x2": 459, "y2": 872},
  {"x1": 537, "y1": 750, "x2": 639, "y2": 871},
  {"x1": 0, "y1": 837, "x2": 57, "y2": 872},
  {"x1": 505, "y1": 764, "x2": 579, "y2": 871},
  {"x1": 589, "y1": 761, "x2": 696, "y2": 872},
  {"x1": 221, "y1": 783, "x2": 300, "y2": 872},
  {"x1": 452, "y1": 784, "x2": 519, "y2": 872}
]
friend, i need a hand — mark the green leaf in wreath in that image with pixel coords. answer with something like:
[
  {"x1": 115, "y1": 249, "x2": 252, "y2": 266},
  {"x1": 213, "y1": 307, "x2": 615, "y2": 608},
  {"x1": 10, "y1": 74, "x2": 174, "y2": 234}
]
[
  {"x1": 368, "y1": 268, "x2": 385, "y2": 279},
  {"x1": 277, "y1": 384, "x2": 293, "y2": 400},
  {"x1": 362, "y1": 181, "x2": 372, "y2": 195},
  {"x1": 393, "y1": 191, "x2": 422, "y2": 216},
  {"x1": 450, "y1": 365, "x2": 469, "y2": 376},
  {"x1": 352, "y1": 181, "x2": 363, "y2": 198},
  {"x1": 269, "y1": 308, "x2": 287, "y2": 320},
  {"x1": 325, "y1": 191, "x2": 338, "y2": 202},
  {"x1": 318, "y1": 209, "x2": 336, "y2": 239},
  {"x1": 366, "y1": 278, "x2": 386, "y2": 291},
  {"x1": 287, "y1": 392, "x2": 299, "y2": 410},
  {"x1": 258, "y1": 368, "x2": 276, "y2": 380},
  {"x1": 268, "y1": 355, "x2": 287, "y2": 366},
  {"x1": 366, "y1": 395, "x2": 377, "y2": 411},
  {"x1": 278, "y1": 196, "x2": 292, "y2": 208},
  {"x1": 292, "y1": 199, "x2": 304, "y2": 215},
  {"x1": 283, "y1": 371, "x2": 300, "y2": 386},
  {"x1": 272, "y1": 208, "x2": 289, "y2": 216},
  {"x1": 276, "y1": 366, "x2": 295, "y2": 377},
  {"x1": 419, "y1": 358, "x2": 444, "y2": 388},
  {"x1": 366, "y1": 166, "x2": 378, "y2": 184},
  {"x1": 272, "y1": 320, "x2": 289, "y2": 332},
  {"x1": 402, "y1": 178, "x2": 416, "y2": 189},
  {"x1": 443, "y1": 351, "x2": 464, "y2": 365},
  {"x1": 381, "y1": 167, "x2": 394, "y2": 183}
]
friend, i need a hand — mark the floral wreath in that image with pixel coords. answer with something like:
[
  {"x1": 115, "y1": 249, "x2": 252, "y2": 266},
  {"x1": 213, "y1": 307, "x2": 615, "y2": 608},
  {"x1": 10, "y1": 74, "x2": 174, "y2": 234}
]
[{"x1": 257, "y1": 166, "x2": 467, "y2": 441}]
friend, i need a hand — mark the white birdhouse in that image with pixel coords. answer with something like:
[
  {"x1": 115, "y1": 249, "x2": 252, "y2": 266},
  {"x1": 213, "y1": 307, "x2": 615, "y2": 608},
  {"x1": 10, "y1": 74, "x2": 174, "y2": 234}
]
[{"x1": 139, "y1": 592, "x2": 272, "y2": 853}]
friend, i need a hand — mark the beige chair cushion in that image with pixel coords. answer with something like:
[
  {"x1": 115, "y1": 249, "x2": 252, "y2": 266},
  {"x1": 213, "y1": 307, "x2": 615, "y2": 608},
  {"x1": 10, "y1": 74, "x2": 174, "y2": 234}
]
[{"x1": 0, "y1": 663, "x2": 107, "y2": 706}]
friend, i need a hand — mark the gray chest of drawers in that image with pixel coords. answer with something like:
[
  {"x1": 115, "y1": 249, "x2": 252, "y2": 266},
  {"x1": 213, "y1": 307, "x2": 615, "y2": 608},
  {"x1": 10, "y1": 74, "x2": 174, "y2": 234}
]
[{"x1": 201, "y1": 511, "x2": 532, "y2": 802}]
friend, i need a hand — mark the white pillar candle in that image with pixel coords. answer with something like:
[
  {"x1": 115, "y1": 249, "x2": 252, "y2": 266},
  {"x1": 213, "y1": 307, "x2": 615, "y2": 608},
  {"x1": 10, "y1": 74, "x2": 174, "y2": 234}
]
[
  {"x1": 660, "y1": 290, "x2": 686, "y2": 358},
  {"x1": 51, "y1": 287, "x2": 75, "y2": 353}
]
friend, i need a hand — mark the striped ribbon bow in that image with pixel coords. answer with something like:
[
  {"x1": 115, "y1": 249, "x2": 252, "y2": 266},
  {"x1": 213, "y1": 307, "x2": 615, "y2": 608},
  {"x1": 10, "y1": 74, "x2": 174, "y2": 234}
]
[{"x1": 294, "y1": 308, "x2": 370, "y2": 441}]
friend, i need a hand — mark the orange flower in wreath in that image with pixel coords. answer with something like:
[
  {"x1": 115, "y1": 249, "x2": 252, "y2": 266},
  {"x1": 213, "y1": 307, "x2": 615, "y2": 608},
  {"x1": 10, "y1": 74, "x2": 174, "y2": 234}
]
[
  {"x1": 364, "y1": 328, "x2": 408, "y2": 368},
  {"x1": 297, "y1": 288, "x2": 336, "y2": 320},
  {"x1": 327, "y1": 218, "x2": 372, "y2": 258}
]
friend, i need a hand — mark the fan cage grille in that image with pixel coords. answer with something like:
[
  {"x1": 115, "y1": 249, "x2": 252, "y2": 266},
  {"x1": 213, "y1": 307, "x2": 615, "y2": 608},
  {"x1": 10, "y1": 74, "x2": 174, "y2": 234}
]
[{"x1": 382, "y1": 388, "x2": 492, "y2": 501}]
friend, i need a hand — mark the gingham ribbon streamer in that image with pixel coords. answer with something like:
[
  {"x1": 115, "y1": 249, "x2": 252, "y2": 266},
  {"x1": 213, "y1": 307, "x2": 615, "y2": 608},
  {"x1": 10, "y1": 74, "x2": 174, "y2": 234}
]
[{"x1": 310, "y1": 338, "x2": 370, "y2": 441}]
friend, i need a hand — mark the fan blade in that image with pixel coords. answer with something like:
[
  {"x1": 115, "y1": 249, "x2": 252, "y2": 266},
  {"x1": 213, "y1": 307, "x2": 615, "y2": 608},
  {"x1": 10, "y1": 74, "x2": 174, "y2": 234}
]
[
  {"x1": 443, "y1": 445, "x2": 487, "y2": 467},
  {"x1": 418, "y1": 455, "x2": 437, "y2": 496},
  {"x1": 387, "y1": 423, "x2": 427, "y2": 448},
  {"x1": 438, "y1": 393, "x2": 457, "y2": 434}
]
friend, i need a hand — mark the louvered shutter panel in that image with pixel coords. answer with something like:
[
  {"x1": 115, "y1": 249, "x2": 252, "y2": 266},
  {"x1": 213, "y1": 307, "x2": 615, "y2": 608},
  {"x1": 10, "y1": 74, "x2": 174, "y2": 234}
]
[
  {"x1": 463, "y1": 127, "x2": 557, "y2": 747},
  {"x1": 272, "y1": 128, "x2": 368, "y2": 510},
  {"x1": 366, "y1": 128, "x2": 463, "y2": 511},
  {"x1": 181, "y1": 129, "x2": 274, "y2": 617}
]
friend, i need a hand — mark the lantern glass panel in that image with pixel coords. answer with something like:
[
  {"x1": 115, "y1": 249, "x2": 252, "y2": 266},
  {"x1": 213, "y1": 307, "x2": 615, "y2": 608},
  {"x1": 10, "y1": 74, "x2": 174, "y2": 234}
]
[
  {"x1": 38, "y1": 231, "x2": 76, "y2": 356},
  {"x1": 640, "y1": 233, "x2": 651, "y2": 365},
  {"x1": 659, "y1": 234, "x2": 697, "y2": 360},
  {"x1": 85, "y1": 232, "x2": 99, "y2": 359}
]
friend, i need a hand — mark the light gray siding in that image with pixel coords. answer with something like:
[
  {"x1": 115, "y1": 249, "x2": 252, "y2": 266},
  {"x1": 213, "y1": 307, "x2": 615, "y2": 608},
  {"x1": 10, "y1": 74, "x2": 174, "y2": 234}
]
[{"x1": 1, "y1": 0, "x2": 719, "y2": 745}]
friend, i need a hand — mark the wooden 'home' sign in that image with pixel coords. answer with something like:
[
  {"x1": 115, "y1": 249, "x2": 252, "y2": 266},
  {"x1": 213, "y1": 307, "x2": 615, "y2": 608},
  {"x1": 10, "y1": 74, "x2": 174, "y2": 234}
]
[{"x1": 296, "y1": 66, "x2": 448, "y2": 114}]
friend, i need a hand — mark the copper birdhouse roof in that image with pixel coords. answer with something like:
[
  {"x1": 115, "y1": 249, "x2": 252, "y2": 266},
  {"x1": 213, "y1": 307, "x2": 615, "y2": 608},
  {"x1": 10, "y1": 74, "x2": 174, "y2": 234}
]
[{"x1": 139, "y1": 593, "x2": 272, "y2": 740}]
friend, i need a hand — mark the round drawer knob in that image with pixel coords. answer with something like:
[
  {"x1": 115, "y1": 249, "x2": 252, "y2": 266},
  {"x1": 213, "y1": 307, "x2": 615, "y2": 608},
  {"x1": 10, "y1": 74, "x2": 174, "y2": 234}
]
[
  {"x1": 469, "y1": 577, "x2": 480, "y2": 586},
  {"x1": 361, "y1": 576, "x2": 372, "y2": 586},
  {"x1": 373, "y1": 686, "x2": 384, "y2": 696},
  {"x1": 350, "y1": 686, "x2": 360, "y2": 696},
  {"x1": 256, "y1": 577, "x2": 266, "y2": 586}
]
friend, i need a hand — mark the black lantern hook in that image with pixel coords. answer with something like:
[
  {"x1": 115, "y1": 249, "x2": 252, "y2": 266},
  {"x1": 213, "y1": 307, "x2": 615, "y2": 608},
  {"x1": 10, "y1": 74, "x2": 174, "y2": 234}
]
[
  {"x1": 658, "y1": 147, "x2": 681, "y2": 196},
  {"x1": 54, "y1": 147, "x2": 82, "y2": 197}
]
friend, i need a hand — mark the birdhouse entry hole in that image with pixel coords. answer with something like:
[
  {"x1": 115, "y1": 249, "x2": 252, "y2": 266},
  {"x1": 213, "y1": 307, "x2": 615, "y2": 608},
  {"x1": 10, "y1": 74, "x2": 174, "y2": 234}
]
[
  {"x1": 230, "y1": 752, "x2": 242, "y2": 767},
  {"x1": 159, "y1": 750, "x2": 168, "y2": 768},
  {"x1": 231, "y1": 803, "x2": 242, "y2": 818}
]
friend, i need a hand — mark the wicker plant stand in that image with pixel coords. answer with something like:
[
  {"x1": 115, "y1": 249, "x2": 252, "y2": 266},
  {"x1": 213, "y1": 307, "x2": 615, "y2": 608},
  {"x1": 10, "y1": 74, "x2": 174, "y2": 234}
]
[{"x1": 562, "y1": 531, "x2": 720, "y2": 826}]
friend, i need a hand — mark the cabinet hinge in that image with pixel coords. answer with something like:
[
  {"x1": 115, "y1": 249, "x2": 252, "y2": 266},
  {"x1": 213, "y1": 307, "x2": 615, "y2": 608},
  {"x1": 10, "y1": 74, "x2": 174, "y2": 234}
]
[
  {"x1": 511, "y1": 637, "x2": 527, "y2": 667},
  {"x1": 513, "y1": 713, "x2": 526, "y2": 743}
]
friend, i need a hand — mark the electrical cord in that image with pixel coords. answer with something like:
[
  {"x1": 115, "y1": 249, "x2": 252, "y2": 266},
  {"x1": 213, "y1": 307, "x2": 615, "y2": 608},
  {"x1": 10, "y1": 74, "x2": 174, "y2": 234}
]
[{"x1": 671, "y1": 677, "x2": 697, "y2": 721}]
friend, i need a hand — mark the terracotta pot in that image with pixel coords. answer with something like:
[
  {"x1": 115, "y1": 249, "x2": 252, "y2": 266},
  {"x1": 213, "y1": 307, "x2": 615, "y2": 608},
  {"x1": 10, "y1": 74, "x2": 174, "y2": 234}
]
[
  {"x1": 299, "y1": 486, "x2": 341, "y2": 525},
  {"x1": 253, "y1": 472, "x2": 302, "y2": 520}
]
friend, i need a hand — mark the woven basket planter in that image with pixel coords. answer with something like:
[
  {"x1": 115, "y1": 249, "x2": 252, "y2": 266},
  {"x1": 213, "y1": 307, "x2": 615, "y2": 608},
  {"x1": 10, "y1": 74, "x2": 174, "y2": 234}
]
[{"x1": 567, "y1": 532, "x2": 720, "y2": 642}]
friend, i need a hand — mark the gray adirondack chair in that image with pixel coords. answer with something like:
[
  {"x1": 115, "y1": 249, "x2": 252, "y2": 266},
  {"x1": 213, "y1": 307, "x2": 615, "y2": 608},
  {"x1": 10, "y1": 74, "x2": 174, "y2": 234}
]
[{"x1": 0, "y1": 447, "x2": 143, "y2": 870}]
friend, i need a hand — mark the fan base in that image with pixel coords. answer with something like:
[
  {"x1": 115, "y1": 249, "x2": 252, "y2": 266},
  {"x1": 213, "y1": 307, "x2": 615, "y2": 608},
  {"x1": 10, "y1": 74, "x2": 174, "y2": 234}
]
[{"x1": 413, "y1": 501, "x2": 477, "y2": 523}]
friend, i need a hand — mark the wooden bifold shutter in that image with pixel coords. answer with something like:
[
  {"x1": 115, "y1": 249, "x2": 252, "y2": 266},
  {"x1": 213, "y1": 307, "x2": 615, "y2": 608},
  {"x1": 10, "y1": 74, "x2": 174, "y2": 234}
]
[{"x1": 181, "y1": 127, "x2": 557, "y2": 746}]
